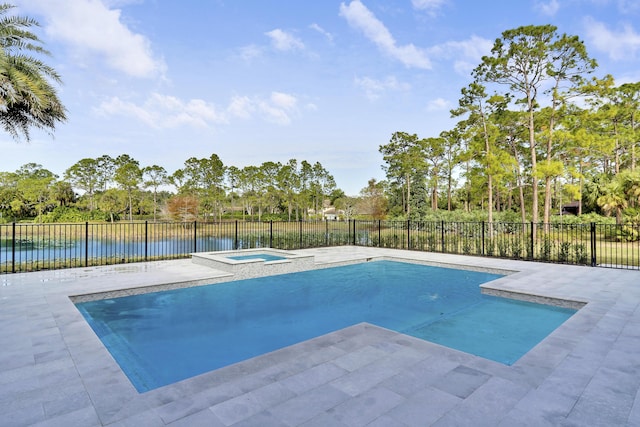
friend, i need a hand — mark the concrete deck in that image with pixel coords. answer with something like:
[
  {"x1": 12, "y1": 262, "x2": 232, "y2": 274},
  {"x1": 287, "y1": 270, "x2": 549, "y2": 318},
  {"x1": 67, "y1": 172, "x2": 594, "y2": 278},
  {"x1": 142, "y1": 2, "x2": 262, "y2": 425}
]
[{"x1": 2, "y1": 246, "x2": 640, "y2": 426}]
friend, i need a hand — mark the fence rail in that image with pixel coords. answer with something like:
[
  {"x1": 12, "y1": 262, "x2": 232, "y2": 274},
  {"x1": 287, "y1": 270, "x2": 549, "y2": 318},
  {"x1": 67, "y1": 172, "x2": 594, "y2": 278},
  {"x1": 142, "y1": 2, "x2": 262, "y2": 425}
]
[{"x1": 1, "y1": 220, "x2": 639, "y2": 274}]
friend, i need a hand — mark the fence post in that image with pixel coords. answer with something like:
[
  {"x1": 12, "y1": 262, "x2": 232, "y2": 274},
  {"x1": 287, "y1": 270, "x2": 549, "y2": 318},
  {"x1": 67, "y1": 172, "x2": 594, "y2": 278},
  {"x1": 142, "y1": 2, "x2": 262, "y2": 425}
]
[
  {"x1": 590, "y1": 222, "x2": 597, "y2": 267},
  {"x1": 299, "y1": 219, "x2": 303, "y2": 248},
  {"x1": 193, "y1": 221, "x2": 197, "y2": 253},
  {"x1": 325, "y1": 219, "x2": 328, "y2": 246},
  {"x1": 353, "y1": 220, "x2": 357, "y2": 245},
  {"x1": 235, "y1": 220, "x2": 239, "y2": 250},
  {"x1": 269, "y1": 220, "x2": 273, "y2": 248},
  {"x1": 441, "y1": 220, "x2": 445, "y2": 253},
  {"x1": 529, "y1": 222, "x2": 534, "y2": 261},
  {"x1": 144, "y1": 221, "x2": 148, "y2": 261},
  {"x1": 11, "y1": 222, "x2": 15, "y2": 273},
  {"x1": 407, "y1": 220, "x2": 411, "y2": 250},
  {"x1": 378, "y1": 219, "x2": 381, "y2": 247},
  {"x1": 481, "y1": 221, "x2": 485, "y2": 256},
  {"x1": 85, "y1": 222, "x2": 89, "y2": 267}
]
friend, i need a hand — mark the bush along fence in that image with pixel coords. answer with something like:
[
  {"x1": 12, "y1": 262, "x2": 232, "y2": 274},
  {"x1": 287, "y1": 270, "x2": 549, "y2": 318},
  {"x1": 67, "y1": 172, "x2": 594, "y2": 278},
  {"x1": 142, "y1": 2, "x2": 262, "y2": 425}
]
[{"x1": 1, "y1": 220, "x2": 639, "y2": 274}]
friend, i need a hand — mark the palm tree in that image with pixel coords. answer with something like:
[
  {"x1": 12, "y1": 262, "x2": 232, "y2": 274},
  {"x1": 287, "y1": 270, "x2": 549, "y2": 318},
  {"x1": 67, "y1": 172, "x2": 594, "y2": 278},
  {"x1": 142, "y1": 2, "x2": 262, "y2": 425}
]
[
  {"x1": 597, "y1": 181, "x2": 627, "y2": 225},
  {"x1": 0, "y1": 4, "x2": 66, "y2": 141}
]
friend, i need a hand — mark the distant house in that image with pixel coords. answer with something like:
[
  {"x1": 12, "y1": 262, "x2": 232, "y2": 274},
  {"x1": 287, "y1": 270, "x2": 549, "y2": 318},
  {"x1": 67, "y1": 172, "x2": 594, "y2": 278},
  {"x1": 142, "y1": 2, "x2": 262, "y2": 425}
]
[
  {"x1": 561, "y1": 201, "x2": 581, "y2": 216},
  {"x1": 323, "y1": 207, "x2": 340, "y2": 221}
]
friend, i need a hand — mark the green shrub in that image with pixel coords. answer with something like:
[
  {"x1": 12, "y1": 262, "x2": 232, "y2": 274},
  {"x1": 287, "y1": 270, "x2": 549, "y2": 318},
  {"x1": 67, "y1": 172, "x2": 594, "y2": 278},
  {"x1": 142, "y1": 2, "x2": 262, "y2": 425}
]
[
  {"x1": 540, "y1": 237, "x2": 554, "y2": 261},
  {"x1": 511, "y1": 240, "x2": 522, "y2": 259},
  {"x1": 427, "y1": 234, "x2": 437, "y2": 251},
  {"x1": 37, "y1": 207, "x2": 110, "y2": 223},
  {"x1": 497, "y1": 240, "x2": 509, "y2": 257},
  {"x1": 558, "y1": 242, "x2": 571, "y2": 263},
  {"x1": 486, "y1": 239, "x2": 495, "y2": 256},
  {"x1": 574, "y1": 243, "x2": 588, "y2": 265}
]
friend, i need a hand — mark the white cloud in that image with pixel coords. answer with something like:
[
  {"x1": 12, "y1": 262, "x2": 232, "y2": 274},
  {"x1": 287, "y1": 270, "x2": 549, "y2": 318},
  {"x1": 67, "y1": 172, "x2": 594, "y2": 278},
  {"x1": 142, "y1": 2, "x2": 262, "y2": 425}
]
[
  {"x1": 584, "y1": 17, "x2": 640, "y2": 60},
  {"x1": 270, "y1": 92, "x2": 298, "y2": 110},
  {"x1": 428, "y1": 35, "x2": 493, "y2": 75},
  {"x1": 96, "y1": 93, "x2": 227, "y2": 129},
  {"x1": 227, "y1": 96, "x2": 255, "y2": 119},
  {"x1": 339, "y1": 0, "x2": 431, "y2": 69},
  {"x1": 411, "y1": 0, "x2": 447, "y2": 14},
  {"x1": 96, "y1": 97, "x2": 157, "y2": 127},
  {"x1": 310, "y1": 23, "x2": 334, "y2": 42},
  {"x1": 239, "y1": 44, "x2": 263, "y2": 61},
  {"x1": 535, "y1": 0, "x2": 560, "y2": 16},
  {"x1": 265, "y1": 29, "x2": 305, "y2": 51},
  {"x1": 354, "y1": 76, "x2": 410, "y2": 100},
  {"x1": 426, "y1": 97, "x2": 451, "y2": 111},
  {"x1": 96, "y1": 91, "x2": 302, "y2": 128},
  {"x1": 617, "y1": 0, "x2": 640, "y2": 13},
  {"x1": 16, "y1": 0, "x2": 165, "y2": 78},
  {"x1": 228, "y1": 92, "x2": 300, "y2": 124},
  {"x1": 257, "y1": 92, "x2": 299, "y2": 125}
]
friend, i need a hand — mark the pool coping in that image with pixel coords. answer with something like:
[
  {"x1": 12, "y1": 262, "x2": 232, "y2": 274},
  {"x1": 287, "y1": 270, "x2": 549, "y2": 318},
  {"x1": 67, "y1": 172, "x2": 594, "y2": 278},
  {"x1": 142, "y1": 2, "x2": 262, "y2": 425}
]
[
  {"x1": 72, "y1": 253, "x2": 574, "y2": 311},
  {"x1": 69, "y1": 254, "x2": 517, "y2": 303}
]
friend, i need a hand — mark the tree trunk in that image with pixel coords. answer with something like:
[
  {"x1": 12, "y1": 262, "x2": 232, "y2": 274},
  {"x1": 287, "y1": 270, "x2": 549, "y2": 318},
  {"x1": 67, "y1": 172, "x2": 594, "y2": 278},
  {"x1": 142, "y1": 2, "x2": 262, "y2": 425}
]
[
  {"x1": 528, "y1": 97, "x2": 538, "y2": 240},
  {"x1": 406, "y1": 173, "x2": 411, "y2": 217}
]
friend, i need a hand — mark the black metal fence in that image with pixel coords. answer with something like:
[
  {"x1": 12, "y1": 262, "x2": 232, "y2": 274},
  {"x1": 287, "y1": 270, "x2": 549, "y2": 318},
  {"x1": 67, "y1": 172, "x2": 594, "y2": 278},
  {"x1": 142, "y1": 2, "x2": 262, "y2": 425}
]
[{"x1": 1, "y1": 220, "x2": 639, "y2": 273}]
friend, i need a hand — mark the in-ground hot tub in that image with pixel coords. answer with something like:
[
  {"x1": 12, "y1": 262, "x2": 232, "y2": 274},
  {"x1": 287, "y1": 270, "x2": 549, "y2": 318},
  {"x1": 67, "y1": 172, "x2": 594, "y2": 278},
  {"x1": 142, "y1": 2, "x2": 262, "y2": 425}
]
[{"x1": 191, "y1": 248, "x2": 315, "y2": 279}]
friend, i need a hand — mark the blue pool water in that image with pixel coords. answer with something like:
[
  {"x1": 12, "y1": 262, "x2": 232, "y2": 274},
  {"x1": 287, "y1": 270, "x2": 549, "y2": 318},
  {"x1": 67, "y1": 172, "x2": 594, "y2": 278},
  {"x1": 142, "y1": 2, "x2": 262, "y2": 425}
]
[
  {"x1": 75, "y1": 261, "x2": 577, "y2": 393},
  {"x1": 227, "y1": 253, "x2": 287, "y2": 261}
]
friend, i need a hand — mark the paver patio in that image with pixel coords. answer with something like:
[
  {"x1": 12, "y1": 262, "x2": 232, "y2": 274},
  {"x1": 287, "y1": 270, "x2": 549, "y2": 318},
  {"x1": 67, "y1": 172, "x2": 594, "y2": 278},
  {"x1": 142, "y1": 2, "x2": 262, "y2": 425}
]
[{"x1": 1, "y1": 246, "x2": 639, "y2": 426}]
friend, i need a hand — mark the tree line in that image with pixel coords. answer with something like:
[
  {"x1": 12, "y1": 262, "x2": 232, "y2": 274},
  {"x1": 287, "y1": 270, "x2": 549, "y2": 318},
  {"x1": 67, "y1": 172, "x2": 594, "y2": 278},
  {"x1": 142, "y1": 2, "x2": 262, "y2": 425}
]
[
  {"x1": 0, "y1": 154, "x2": 347, "y2": 222},
  {"x1": 379, "y1": 24, "x2": 640, "y2": 225}
]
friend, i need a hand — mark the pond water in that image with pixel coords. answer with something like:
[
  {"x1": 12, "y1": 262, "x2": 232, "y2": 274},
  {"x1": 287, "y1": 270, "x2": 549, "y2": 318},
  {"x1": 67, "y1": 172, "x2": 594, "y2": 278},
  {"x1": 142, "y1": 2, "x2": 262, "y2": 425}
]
[{"x1": 0, "y1": 237, "x2": 236, "y2": 263}]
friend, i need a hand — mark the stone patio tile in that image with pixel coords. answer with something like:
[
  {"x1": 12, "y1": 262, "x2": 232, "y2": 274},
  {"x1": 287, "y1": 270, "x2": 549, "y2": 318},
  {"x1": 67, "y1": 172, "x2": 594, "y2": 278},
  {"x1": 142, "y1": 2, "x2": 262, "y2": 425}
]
[
  {"x1": 31, "y1": 406, "x2": 101, "y2": 427},
  {"x1": 326, "y1": 386, "x2": 405, "y2": 427},
  {"x1": 332, "y1": 345, "x2": 389, "y2": 371},
  {"x1": 381, "y1": 356, "x2": 460, "y2": 397},
  {"x1": 4, "y1": 402, "x2": 46, "y2": 427},
  {"x1": 497, "y1": 409, "x2": 562, "y2": 427},
  {"x1": 565, "y1": 367, "x2": 637, "y2": 426},
  {"x1": 299, "y1": 411, "x2": 351, "y2": 427},
  {"x1": 431, "y1": 365, "x2": 491, "y2": 399},
  {"x1": 0, "y1": 374, "x2": 41, "y2": 405},
  {"x1": 249, "y1": 381, "x2": 298, "y2": 408},
  {"x1": 269, "y1": 384, "x2": 350, "y2": 426},
  {"x1": 209, "y1": 382, "x2": 295, "y2": 426},
  {"x1": 43, "y1": 389, "x2": 93, "y2": 418},
  {"x1": 331, "y1": 346, "x2": 428, "y2": 397},
  {"x1": 0, "y1": 349, "x2": 35, "y2": 372},
  {"x1": 155, "y1": 383, "x2": 244, "y2": 425},
  {"x1": 332, "y1": 324, "x2": 398, "y2": 353},
  {"x1": 386, "y1": 385, "x2": 461, "y2": 426},
  {"x1": 509, "y1": 387, "x2": 579, "y2": 423},
  {"x1": 627, "y1": 387, "x2": 640, "y2": 426},
  {"x1": 364, "y1": 414, "x2": 409, "y2": 427},
  {"x1": 432, "y1": 376, "x2": 530, "y2": 426},
  {"x1": 330, "y1": 359, "x2": 404, "y2": 397},
  {"x1": 106, "y1": 408, "x2": 168, "y2": 427},
  {"x1": 230, "y1": 410, "x2": 289, "y2": 427},
  {"x1": 280, "y1": 362, "x2": 348, "y2": 395},
  {"x1": 209, "y1": 393, "x2": 263, "y2": 426}
]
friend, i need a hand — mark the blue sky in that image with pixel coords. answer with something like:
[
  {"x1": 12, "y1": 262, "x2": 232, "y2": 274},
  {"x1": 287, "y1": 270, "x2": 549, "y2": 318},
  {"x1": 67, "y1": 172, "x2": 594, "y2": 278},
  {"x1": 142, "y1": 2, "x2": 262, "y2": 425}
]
[{"x1": 4, "y1": 0, "x2": 640, "y2": 195}]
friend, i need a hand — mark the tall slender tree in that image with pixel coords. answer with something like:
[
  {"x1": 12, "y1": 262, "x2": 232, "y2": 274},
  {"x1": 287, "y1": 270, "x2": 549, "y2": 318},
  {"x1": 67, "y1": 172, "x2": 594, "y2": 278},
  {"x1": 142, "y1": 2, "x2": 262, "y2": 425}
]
[
  {"x1": 143, "y1": 165, "x2": 168, "y2": 222},
  {"x1": 474, "y1": 24, "x2": 595, "y2": 231}
]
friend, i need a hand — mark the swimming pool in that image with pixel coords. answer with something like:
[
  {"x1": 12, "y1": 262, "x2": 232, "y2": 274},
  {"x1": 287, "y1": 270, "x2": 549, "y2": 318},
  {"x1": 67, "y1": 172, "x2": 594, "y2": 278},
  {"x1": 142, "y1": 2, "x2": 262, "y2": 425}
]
[
  {"x1": 75, "y1": 260, "x2": 577, "y2": 393},
  {"x1": 227, "y1": 253, "x2": 288, "y2": 261}
]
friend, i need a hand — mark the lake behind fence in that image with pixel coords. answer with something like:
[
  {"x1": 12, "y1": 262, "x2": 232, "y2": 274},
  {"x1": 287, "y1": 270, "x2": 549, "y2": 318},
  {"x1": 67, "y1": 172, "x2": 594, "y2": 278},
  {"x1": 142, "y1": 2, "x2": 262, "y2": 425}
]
[{"x1": 1, "y1": 220, "x2": 639, "y2": 273}]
